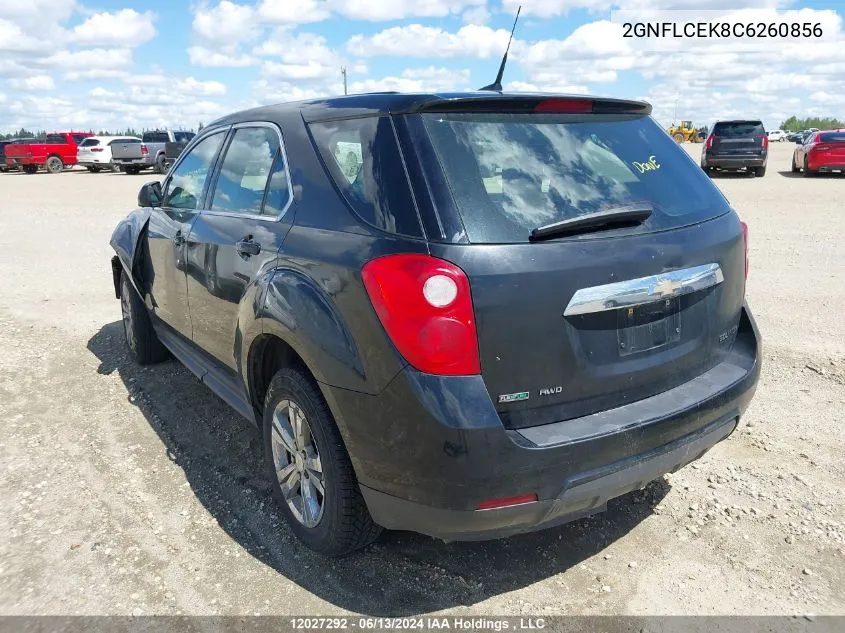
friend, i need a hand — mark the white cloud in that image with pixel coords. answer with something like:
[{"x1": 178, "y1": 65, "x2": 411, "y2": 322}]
[
  {"x1": 193, "y1": 1, "x2": 260, "y2": 45},
  {"x1": 63, "y1": 69, "x2": 130, "y2": 82},
  {"x1": 71, "y1": 9, "x2": 157, "y2": 47},
  {"x1": 0, "y1": 18, "x2": 50, "y2": 53},
  {"x1": 9, "y1": 75, "x2": 55, "y2": 91},
  {"x1": 0, "y1": 0, "x2": 77, "y2": 28},
  {"x1": 503, "y1": 0, "x2": 793, "y2": 18},
  {"x1": 188, "y1": 46, "x2": 256, "y2": 67},
  {"x1": 43, "y1": 48, "x2": 133, "y2": 70},
  {"x1": 257, "y1": 0, "x2": 332, "y2": 24},
  {"x1": 347, "y1": 24, "x2": 512, "y2": 58},
  {"x1": 331, "y1": 0, "x2": 485, "y2": 21},
  {"x1": 348, "y1": 67, "x2": 471, "y2": 93},
  {"x1": 463, "y1": 6, "x2": 491, "y2": 25}
]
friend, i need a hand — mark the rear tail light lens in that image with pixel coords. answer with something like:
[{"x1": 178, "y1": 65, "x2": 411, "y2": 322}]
[
  {"x1": 740, "y1": 221, "x2": 749, "y2": 280},
  {"x1": 362, "y1": 254, "x2": 480, "y2": 376},
  {"x1": 91, "y1": 147, "x2": 104, "y2": 152},
  {"x1": 756, "y1": 134, "x2": 768, "y2": 149},
  {"x1": 535, "y1": 99, "x2": 593, "y2": 114},
  {"x1": 478, "y1": 493, "x2": 539, "y2": 510},
  {"x1": 706, "y1": 135, "x2": 717, "y2": 149},
  {"x1": 141, "y1": 144, "x2": 149, "y2": 155}
]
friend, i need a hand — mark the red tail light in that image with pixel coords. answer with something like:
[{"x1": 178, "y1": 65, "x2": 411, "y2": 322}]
[
  {"x1": 140, "y1": 144, "x2": 149, "y2": 155},
  {"x1": 361, "y1": 254, "x2": 480, "y2": 376},
  {"x1": 91, "y1": 147, "x2": 104, "y2": 152},
  {"x1": 740, "y1": 221, "x2": 749, "y2": 280},
  {"x1": 535, "y1": 98, "x2": 593, "y2": 114},
  {"x1": 706, "y1": 135, "x2": 717, "y2": 149}
]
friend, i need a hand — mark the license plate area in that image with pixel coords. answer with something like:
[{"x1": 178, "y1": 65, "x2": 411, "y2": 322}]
[{"x1": 617, "y1": 298, "x2": 681, "y2": 357}]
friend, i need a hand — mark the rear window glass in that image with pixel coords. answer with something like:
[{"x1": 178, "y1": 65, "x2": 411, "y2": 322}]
[
  {"x1": 309, "y1": 117, "x2": 422, "y2": 238},
  {"x1": 79, "y1": 138, "x2": 100, "y2": 147},
  {"x1": 819, "y1": 132, "x2": 845, "y2": 143},
  {"x1": 109, "y1": 138, "x2": 141, "y2": 145},
  {"x1": 174, "y1": 132, "x2": 195, "y2": 143},
  {"x1": 143, "y1": 131, "x2": 169, "y2": 143},
  {"x1": 712, "y1": 121, "x2": 765, "y2": 137},
  {"x1": 421, "y1": 113, "x2": 729, "y2": 244}
]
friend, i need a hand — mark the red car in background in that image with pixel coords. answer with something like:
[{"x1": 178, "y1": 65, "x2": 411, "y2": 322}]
[
  {"x1": 3, "y1": 132, "x2": 92, "y2": 174},
  {"x1": 792, "y1": 129, "x2": 845, "y2": 176}
]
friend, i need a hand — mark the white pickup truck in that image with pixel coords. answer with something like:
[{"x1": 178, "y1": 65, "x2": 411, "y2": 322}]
[{"x1": 111, "y1": 129, "x2": 195, "y2": 175}]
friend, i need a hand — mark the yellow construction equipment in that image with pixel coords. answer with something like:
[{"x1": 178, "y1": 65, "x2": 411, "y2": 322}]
[{"x1": 667, "y1": 120, "x2": 702, "y2": 143}]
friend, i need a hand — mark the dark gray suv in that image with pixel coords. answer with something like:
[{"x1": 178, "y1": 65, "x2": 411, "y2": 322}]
[{"x1": 110, "y1": 92, "x2": 761, "y2": 555}]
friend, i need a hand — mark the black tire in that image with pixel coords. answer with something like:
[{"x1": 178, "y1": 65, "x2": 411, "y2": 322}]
[
  {"x1": 91, "y1": 166, "x2": 101, "y2": 173},
  {"x1": 803, "y1": 156, "x2": 814, "y2": 177},
  {"x1": 125, "y1": 166, "x2": 141, "y2": 175},
  {"x1": 45, "y1": 155, "x2": 64, "y2": 174},
  {"x1": 755, "y1": 166, "x2": 766, "y2": 177},
  {"x1": 22, "y1": 165, "x2": 38, "y2": 174},
  {"x1": 792, "y1": 155, "x2": 800, "y2": 173},
  {"x1": 263, "y1": 367, "x2": 381, "y2": 556},
  {"x1": 154, "y1": 153, "x2": 167, "y2": 174},
  {"x1": 119, "y1": 271, "x2": 169, "y2": 365}
]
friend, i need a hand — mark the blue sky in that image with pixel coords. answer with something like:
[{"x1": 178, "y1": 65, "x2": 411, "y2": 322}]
[{"x1": 1, "y1": 0, "x2": 843, "y2": 134}]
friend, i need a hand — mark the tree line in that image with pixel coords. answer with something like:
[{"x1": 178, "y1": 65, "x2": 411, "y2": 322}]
[
  {"x1": 779, "y1": 116, "x2": 844, "y2": 132},
  {"x1": 1, "y1": 124, "x2": 205, "y2": 141}
]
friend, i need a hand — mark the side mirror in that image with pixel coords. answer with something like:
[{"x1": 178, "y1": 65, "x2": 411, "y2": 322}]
[{"x1": 138, "y1": 181, "x2": 163, "y2": 207}]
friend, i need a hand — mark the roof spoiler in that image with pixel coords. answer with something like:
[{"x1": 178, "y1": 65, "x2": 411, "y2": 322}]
[{"x1": 410, "y1": 96, "x2": 652, "y2": 116}]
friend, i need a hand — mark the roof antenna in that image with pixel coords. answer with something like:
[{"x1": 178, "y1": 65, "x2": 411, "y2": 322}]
[{"x1": 479, "y1": 5, "x2": 521, "y2": 92}]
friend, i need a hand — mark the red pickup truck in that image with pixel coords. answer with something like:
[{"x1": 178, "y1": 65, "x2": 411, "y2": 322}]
[{"x1": 4, "y1": 132, "x2": 93, "y2": 174}]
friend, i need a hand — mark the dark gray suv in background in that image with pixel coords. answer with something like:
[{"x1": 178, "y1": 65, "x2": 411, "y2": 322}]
[{"x1": 110, "y1": 92, "x2": 761, "y2": 555}]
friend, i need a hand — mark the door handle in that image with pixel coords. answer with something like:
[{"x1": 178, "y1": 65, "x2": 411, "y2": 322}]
[{"x1": 236, "y1": 239, "x2": 261, "y2": 256}]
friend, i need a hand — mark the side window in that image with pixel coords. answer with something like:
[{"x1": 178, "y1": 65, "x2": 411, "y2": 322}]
[
  {"x1": 45, "y1": 135, "x2": 64, "y2": 144},
  {"x1": 72, "y1": 134, "x2": 88, "y2": 145},
  {"x1": 163, "y1": 131, "x2": 226, "y2": 210},
  {"x1": 308, "y1": 117, "x2": 422, "y2": 237},
  {"x1": 210, "y1": 126, "x2": 287, "y2": 216}
]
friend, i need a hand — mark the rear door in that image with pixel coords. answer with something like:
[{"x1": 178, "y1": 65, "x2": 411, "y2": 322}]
[
  {"x1": 710, "y1": 121, "x2": 767, "y2": 157},
  {"x1": 186, "y1": 122, "x2": 294, "y2": 370},
  {"x1": 144, "y1": 129, "x2": 228, "y2": 338},
  {"x1": 410, "y1": 107, "x2": 747, "y2": 429}
]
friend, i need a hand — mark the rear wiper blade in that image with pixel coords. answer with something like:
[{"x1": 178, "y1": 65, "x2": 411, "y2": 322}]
[{"x1": 529, "y1": 204, "x2": 653, "y2": 241}]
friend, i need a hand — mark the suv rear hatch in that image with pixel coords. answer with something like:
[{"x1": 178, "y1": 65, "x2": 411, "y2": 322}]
[
  {"x1": 815, "y1": 131, "x2": 845, "y2": 165},
  {"x1": 407, "y1": 98, "x2": 748, "y2": 429},
  {"x1": 709, "y1": 120, "x2": 767, "y2": 157}
]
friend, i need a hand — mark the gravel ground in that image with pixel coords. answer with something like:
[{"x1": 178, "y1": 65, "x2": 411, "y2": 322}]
[{"x1": 0, "y1": 142, "x2": 843, "y2": 616}]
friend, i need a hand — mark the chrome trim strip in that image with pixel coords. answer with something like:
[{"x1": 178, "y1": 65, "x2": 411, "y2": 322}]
[{"x1": 563, "y1": 263, "x2": 724, "y2": 317}]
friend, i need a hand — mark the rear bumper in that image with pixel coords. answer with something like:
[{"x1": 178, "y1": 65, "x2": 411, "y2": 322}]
[
  {"x1": 362, "y1": 414, "x2": 737, "y2": 541},
  {"x1": 703, "y1": 155, "x2": 767, "y2": 169},
  {"x1": 809, "y1": 161, "x2": 845, "y2": 172},
  {"x1": 113, "y1": 158, "x2": 152, "y2": 166},
  {"x1": 325, "y1": 305, "x2": 762, "y2": 541},
  {"x1": 5, "y1": 158, "x2": 37, "y2": 166},
  {"x1": 78, "y1": 160, "x2": 113, "y2": 167}
]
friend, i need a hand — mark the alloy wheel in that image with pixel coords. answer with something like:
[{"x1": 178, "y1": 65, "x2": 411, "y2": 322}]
[{"x1": 271, "y1": 399, "x2": 325, "y2": 528}]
